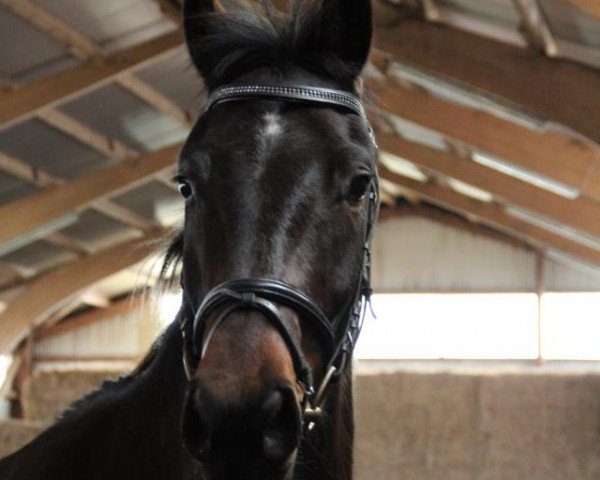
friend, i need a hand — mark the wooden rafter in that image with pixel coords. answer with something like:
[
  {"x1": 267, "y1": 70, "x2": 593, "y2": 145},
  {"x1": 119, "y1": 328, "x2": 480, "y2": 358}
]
[
  {"x1": 37, "y1": 109, "x2": 136, "y2": 161},
  {"x1": 377, "y1": 132, "x2": 600, "y2": 238},
  {"x1": 0, "y1": 234, "x2": 164, "y2": 354},
  {"x1": 512, "y1": 0, "x2": 558, "y2": 56},
  {"x1": 366, "y1": 74, "x2": 600, "y2": 199},
  {"x1": 44, "y1": 232, "x2": 92, "y2": 256},
  {"x1": 1, "y1": 0, "x2": 191, "y2": 129},
  {"x1": 379, "y1": 169, "x2": 600, "y2": 266},
  {"x1": 37, "y1": 294, "x2": 145, "y2": 341},
  {"x1": 0, "y1": 144, "x2": 180, "y2": 247},
  {"x1": 1, "y1": 69, "x2": 136, "y2": 185},
  {"x1": 0, "y1": 151, "x2": 156, "y2": 237},
  {"x1": 0, "y1": 30, "x2": 182, "y2": 131},
  {"x1": 372, "y1": 14, "x2": 600, "y2": 143}
]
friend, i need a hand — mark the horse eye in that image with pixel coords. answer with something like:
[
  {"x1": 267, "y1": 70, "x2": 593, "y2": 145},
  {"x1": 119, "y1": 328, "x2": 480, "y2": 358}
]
[
  {"x1": 178, "y1": 179, "x2": 193, "y2": 199},
  {"x1": 346, "y1": 174, "x2": 371, "y2": 203}
]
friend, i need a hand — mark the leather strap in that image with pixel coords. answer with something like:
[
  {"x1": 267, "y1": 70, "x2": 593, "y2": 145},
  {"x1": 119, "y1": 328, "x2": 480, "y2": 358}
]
[{"x1": 207, "y1": 84, "x2": 377, "y2": 146}]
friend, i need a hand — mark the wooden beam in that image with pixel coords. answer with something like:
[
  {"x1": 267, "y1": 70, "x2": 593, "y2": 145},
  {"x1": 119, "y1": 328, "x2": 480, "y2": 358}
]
[
  {"x1": 0, "y1": 234, "x2": 163, "y2": 354},
  {"x1": 0, "y1": 143, "x2": 181, "y2": 247},
  {"x1": 379, "y1": 169, "x2": 600, "y2": 266},
  {"x1": 373, "y1": 15, "x2": 600, "y2": 143},
  {"x1": 37, "y1": 109, "x2": 136, "y2": 161},
  {"x1": 367, "y1": 75, "x2": 600, "y2": 199},
  {"x1": 1, "y1": 0, "x2": 190, "y2": 129},
  {"x1": 0, "y1": 30, "x2": 183, "y2": 131},
  {"x1": 0, "y1": 0, "x2": 99, "y2": 57},
  {"x1": 37, "y1": 295, "x2": 145, "y2": 341},
  {"x1": 44, "y1": 233, "x2": 91, "y2": 256},
  {"x1": 378, "y1": 132, "x2": 600, "y2": 238},
  {"x1": 0, "y1": 151, "x2": 156, "y2": 235},
  {"x1": 79, "y1": 290, "x2": 111, "y2": 309},
  {"x1": 512, "y1": 0, "x2": 558, "y2": 56}
]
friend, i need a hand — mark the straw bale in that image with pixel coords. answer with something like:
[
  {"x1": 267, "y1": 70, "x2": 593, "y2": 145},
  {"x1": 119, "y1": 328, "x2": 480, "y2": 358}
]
[
  {"x1": 21, "y1": 369, "x2": 127, "y2": 422},
  {"x1": 0, "y1": 419, "x2": 49, "y2": 459},
  {"x1": 355, "y1": 372, "x2": 600, "y2": 480}
]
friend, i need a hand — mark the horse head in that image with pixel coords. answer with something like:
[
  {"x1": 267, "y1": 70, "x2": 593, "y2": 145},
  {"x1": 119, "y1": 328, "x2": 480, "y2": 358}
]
[{"x1": 177, "y1": 1, "x2": 377, "y2": 478}]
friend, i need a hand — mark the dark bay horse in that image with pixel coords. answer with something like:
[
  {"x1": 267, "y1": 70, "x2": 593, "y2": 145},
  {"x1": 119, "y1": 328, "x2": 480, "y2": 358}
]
[{"x1": 0, "y1": 0, "x2": 379, "y2": 478}]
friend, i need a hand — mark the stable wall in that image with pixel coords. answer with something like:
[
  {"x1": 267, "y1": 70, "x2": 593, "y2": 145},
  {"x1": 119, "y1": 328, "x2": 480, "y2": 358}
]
[
  {"x1": 355, "y1": 370, "x2": 600, "y2": 480},
  {"x1": 2, "y1": 368, "x2": 600, "y2": 479}
]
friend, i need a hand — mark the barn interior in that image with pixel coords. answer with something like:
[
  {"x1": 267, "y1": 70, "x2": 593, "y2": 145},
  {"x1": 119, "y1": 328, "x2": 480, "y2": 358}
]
[{"x1": 0, "y1": 0, "x2": 599, "y2": 478}]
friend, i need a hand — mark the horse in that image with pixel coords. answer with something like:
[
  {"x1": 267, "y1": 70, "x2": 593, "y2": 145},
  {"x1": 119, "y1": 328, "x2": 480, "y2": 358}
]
[{"x1": 0, "y1": 0, "x2": 379, "y2": 478}]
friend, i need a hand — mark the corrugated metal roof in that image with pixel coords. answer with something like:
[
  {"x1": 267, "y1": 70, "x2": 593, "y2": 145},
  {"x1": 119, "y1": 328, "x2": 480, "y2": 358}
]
[
  {"x1": 2, "y1": 241, "x2": 75, "y2": 274},
  {"x1": 58, "y1": 211, "x2": 141, "y2": 252},
  {"x1": 112, "y1": 180, "x2": 182, "y2": 224},
  {"x1": 136, "y1": 50, "x2": 206, "y2": 117},
  {"x1": 35, "y1": 0, "x2": 173, "y2": 49},
  {"x1": 0, "y1": 119, "x2": 114, "y2": 180},
  {"x1": 0, "y1": 172, "x2": 36, "y2": 205},
  {"x1": 59, "y1": 83, "x2": 188, "y2": 152},
  {"x1": 0, "y1": 0, "x2": 598, "y2": 340},
  {"x1": 540, "y1": 0, "x2": 600, "y2": 47},
  {"x1": 0, "y1": 8, "x2": 79, "y2": 83}
]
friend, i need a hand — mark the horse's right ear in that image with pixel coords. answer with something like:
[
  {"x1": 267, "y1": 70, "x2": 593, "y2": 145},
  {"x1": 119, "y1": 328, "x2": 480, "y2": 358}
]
[{"x1": 183, "y1": 0, "x2": 226, "y2": 83}]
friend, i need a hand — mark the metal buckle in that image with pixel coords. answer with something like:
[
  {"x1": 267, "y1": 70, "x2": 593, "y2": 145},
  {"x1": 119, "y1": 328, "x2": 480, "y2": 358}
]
[{"x1": 303, "y1": 366, "x2": 337, "y2": 432}]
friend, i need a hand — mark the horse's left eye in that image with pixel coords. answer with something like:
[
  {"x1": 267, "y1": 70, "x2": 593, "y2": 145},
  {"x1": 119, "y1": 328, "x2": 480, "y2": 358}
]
[
  {"x1": 346, "y1": 174, "x2": 371, "y2": 203},
  {"x1": 178, "y1": 179, "x2": 193, "y2": 199}
]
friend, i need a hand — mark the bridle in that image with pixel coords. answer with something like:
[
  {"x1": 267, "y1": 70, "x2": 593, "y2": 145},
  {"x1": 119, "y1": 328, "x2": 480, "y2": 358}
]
[{"x1": 178, "y1": 84, "x2": 379, "y2": 431}]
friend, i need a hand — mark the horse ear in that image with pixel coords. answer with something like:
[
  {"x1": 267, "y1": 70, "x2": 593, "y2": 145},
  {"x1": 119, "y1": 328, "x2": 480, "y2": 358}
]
[
  {"x1": 183, "y1": 0, "x2": 226, "y2": 81},
  {"x1": 312, "y1": 0, "x2": 373, "y2": 75}
]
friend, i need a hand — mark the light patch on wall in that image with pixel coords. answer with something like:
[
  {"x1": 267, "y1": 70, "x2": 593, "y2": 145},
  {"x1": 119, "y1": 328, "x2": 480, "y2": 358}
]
[
  {"x1": 0, "y1": 355, "x2": 12, "y2": 391},
  {"x1": 159, "y1": 291, "x2": 183, "y2": 327}
]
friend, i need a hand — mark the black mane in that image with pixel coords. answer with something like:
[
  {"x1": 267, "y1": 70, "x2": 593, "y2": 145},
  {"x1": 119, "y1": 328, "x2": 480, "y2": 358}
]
[{"x1": 186, "y1": 0, "x2": 360, "y2": 90}]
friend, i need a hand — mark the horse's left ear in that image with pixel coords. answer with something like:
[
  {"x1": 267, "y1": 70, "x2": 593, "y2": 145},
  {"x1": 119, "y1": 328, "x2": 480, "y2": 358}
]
[
  {"x1": 183, "y1": 0, "x2": 226, "y2": 84},
  {"x1": 313, "y1": 0, "x2": 373, "y2": 75}
]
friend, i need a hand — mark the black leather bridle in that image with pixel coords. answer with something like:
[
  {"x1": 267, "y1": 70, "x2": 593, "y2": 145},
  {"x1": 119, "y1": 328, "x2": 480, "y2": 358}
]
[{"x1": 178, "y1": 84, "x2": 379, "y2": 430}]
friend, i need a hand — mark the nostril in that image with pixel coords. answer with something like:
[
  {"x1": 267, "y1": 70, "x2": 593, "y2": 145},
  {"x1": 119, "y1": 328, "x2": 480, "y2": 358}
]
[
  {"x1": 181, "y1": 381, "x2": 216, "y2": 461},
  {"x1": 261, "y1": 384, "x2": 302, "y2": 464}
]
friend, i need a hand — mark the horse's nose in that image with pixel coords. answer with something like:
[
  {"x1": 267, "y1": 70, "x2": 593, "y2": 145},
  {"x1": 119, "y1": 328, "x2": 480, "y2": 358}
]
[
  {"x1": 181, "y1": 379, "x2": 302, "y2": 466},
  {"x1": 260, "y1": 384, "x2": 302, "y2": 463}
]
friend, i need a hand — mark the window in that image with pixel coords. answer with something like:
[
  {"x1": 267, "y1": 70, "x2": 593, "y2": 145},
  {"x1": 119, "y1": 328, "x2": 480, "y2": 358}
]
[
  {"x1": 158, "y1": 291, "x2": 600, "y2": 361},
  {"x1": 356, "y1": 292, "x2": 600, "y2": 361},
  {"x1": 541, "y1": 293, "x2": 600, "y2": 360}
]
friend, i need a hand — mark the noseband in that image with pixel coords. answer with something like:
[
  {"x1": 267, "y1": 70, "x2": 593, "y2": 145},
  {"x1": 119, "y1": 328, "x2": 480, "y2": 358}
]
[{"x1": 179, "y1": 84, "x2": 379, "y2": 430}]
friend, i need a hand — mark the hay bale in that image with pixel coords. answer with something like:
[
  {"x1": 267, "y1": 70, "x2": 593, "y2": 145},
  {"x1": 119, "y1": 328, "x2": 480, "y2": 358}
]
[
  {"x1": 354, "y1": 372, "x2": 600, "y2": 480},
  {"x1": 0, "y1": 419, "x2": 49, "y2": 459},
  {"x1": 21, "y1": 369, "x2": 127, "y2": 422}
]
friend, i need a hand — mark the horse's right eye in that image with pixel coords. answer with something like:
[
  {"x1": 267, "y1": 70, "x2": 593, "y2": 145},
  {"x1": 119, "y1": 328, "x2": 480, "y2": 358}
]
[
  {"x1": 178, "y1": 179, "x2": 193, "y2": 199},
  {"x1": 346, "y1": 174, "x2": 371, "y2": 203}
]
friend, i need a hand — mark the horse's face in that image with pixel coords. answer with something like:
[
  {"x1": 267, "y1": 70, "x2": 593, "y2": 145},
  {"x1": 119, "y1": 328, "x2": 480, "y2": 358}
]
[{"x1": 178, "y1": 1, "x2": 375, "y2": 478}]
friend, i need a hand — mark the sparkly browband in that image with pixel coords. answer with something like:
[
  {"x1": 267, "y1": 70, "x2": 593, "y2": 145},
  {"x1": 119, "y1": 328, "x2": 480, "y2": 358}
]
[{"x1": 206, "y1": 85, "x2": 376, "y2": 146}]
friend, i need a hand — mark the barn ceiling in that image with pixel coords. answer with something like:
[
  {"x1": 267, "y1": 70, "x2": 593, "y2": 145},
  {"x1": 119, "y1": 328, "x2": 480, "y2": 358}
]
[{"x1": 0, "y1": 0, "x2": 599, "y2": 354}]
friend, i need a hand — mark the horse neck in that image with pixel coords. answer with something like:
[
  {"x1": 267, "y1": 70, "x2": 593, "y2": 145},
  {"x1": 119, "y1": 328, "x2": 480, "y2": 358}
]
[{"x1": 296, "y1": 365, "x2": 355, "y2": 480}]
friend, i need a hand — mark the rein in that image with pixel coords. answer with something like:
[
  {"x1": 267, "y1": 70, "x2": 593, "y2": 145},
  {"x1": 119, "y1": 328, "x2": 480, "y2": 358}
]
[{"x1": 178, "y1": 84, "x2": 379, "y2": 431}]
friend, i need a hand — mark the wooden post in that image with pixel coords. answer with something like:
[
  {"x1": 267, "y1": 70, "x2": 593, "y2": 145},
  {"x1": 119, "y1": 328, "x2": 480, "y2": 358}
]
[{"x1": 535, "y1": 251, "x2": 545, "y2": 366}]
